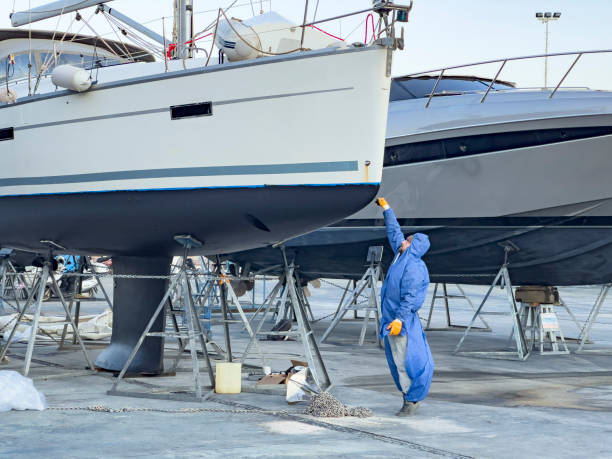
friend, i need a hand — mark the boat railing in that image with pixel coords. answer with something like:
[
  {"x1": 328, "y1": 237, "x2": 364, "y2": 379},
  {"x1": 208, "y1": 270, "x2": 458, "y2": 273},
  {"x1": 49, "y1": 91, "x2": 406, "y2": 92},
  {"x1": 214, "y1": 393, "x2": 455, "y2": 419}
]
[{"x1": 406, "y1": 49, "x2": 612, "y2": 108}]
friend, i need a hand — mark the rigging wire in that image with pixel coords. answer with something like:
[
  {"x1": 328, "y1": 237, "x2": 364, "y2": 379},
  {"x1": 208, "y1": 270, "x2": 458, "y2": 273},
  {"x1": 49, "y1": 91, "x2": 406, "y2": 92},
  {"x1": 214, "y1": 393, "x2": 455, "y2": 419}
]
[
  {"x1": 344, "y1": 16, "x2": 367, "y2": 42},
  {"x1": 102, "y1": 11, "x2": 134, "y2": 61},
  {"x1": 77, "y1": 14, "x2": 124, "y2": 61},
  {"x1": 313, "y1": 0, "x2": 320, "y2": 22}
]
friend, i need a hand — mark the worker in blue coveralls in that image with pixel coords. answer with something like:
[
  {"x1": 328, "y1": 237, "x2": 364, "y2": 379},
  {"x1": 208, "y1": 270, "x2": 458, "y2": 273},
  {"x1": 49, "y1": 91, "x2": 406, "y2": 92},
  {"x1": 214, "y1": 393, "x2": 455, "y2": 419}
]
[{"x1": 377, "y1": 197, "x2": 434, "y2": 416}]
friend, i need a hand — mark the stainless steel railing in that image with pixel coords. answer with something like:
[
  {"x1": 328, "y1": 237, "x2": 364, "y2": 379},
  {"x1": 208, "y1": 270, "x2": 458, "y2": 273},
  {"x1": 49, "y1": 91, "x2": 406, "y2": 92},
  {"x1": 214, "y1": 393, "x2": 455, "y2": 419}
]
[{"x1": 406, "y1": 49, "x2": 612, "y2": 107}]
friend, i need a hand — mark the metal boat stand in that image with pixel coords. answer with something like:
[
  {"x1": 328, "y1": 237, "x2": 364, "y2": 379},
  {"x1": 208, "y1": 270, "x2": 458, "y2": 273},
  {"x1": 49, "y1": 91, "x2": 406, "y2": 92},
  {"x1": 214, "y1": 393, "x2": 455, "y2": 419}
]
[
  {"x1": 242, "y1": 246, "x2": 331, "y2": 392},
  {"x1": 516, "y1": 303, "x2": 569, "y2": 355},
  {"x1": 187, "y1": 258, "x2": 265, "y2": 366},
  {"x1": 454, "y1": 242, "x2": 530, "y2": 360},
  {"x1": 244, "y1": 271, "x2": 286, "y2": 330},
  {"x1": 555, "y1": 296, "x2": 588, "y2": 343},
  {"x1": 424, "y1": 283, "x2": 491, "y2": 332},
  {"x1": 576, "y1": 284, "x2": 612, "y2": 354},
  {"x1": 320, "y1": 246, "x2": 384, "y2": 347},
  {"x1": 58, "y1": 256, "x2": 114, "y2": 349},
  {"x1": 205, "y1": 258, "x2": 266, "y2": 367},
  {"x1": 0, "y1": 243, "x2": 95, "y2": 376},
  {"x1": 108, "y1": 235, "x2": 216, "y2": 402},
  {"x1": 0, "y1": 252, "x2": 11, "y2": 315},
  {"x1": 0, "y1": 250, "x2": 33, "y2": 315},
  {"x1": 510, "y1": 287, "x2": 569, "y2": 355}
]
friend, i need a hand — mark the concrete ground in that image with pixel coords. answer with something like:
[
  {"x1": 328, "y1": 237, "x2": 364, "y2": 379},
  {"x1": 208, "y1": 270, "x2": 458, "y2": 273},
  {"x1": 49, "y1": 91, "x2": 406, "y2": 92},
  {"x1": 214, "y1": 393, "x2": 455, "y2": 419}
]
[{"x1": 1, "y1": 280, "x2": 612, "y2": 458}]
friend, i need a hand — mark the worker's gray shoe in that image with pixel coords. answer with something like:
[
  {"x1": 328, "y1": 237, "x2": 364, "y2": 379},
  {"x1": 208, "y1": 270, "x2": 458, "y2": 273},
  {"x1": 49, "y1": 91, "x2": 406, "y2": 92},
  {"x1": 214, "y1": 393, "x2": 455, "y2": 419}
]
[{"x1": 396, "y1": 399, "x2": 419, "y2": 417}]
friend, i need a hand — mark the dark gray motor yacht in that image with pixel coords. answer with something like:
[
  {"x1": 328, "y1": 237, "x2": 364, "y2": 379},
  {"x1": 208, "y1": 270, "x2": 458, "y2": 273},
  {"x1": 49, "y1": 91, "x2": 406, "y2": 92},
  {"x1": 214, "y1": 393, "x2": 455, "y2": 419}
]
[{"x1": 230, "y1": 59, "x2": 612, "y2": 286}]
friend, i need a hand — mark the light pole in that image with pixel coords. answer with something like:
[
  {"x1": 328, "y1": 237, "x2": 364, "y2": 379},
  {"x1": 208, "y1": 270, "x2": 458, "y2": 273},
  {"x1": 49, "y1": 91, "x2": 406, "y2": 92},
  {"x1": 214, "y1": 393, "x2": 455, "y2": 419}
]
[{"x1": 535, "y1": 12, "x2": 562, "y2": 88}]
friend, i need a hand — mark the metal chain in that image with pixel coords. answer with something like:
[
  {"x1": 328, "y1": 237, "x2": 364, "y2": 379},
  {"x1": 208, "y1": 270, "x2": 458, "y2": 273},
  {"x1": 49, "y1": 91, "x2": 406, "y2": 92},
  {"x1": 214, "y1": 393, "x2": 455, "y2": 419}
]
[
  {"x1": 48, "y1": 405, "x2": 289, "y2": 415},
  {"x1": 430, "y1": 273, "x2": 496, "y2": 278},
  {"x1": 319, "y1": 278, "x2": 373, "y2": 301},
  {"x1": 2, "y1": 271, "x2": 255, "y2": 281}
]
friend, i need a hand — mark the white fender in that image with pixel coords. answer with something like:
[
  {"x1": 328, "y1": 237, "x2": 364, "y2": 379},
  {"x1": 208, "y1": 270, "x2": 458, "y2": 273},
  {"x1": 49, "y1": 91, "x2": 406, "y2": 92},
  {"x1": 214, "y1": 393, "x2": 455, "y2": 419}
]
[
  {"x1": 0, "y1": 88, "x2": 17, "y2": 104},
  {"x1": 51, "y1": 65, "x2": 92, "y2": 92}
]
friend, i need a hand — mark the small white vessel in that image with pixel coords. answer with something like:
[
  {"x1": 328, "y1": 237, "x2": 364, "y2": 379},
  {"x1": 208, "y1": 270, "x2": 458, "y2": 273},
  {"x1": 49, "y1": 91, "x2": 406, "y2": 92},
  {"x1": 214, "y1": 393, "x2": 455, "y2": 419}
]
[{"x1": 230, "y1": 54, "x2": 612, "y2": 286}]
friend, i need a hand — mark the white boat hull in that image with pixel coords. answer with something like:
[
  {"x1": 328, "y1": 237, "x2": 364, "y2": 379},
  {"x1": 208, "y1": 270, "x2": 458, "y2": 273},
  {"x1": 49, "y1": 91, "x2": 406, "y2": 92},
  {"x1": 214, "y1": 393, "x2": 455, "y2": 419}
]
[{"x1": 0, "y1": 46, "x2": 391, "y2": 255}]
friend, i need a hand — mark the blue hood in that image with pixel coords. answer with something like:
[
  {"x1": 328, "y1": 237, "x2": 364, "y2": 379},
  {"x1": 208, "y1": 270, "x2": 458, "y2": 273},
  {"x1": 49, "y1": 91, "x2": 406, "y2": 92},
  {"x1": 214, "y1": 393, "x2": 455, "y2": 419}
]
[{"x1": 407, "y1": 233, "x2": 430, "y2": 258}]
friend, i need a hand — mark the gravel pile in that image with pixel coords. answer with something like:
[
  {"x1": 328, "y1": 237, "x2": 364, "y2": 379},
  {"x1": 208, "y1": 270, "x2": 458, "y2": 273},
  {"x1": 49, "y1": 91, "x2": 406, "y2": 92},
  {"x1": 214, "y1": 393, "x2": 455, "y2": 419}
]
[{"x1": 304, "y1": 392, "x2": 372, "y2": 418}]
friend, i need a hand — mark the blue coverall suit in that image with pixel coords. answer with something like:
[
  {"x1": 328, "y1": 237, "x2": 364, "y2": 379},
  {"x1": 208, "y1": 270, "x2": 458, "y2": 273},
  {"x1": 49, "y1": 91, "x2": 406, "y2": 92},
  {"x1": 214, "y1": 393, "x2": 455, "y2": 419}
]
[{"x1": 380, "y1": 208, "x2": 434, "y2": 402}]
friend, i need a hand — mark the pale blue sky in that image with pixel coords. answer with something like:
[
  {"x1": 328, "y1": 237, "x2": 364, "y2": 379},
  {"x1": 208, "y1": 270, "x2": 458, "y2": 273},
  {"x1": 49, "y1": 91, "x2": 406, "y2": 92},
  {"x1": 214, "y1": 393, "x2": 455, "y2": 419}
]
[{"x1": 3, "y1": 0, "x2": 611, "y2": 89}]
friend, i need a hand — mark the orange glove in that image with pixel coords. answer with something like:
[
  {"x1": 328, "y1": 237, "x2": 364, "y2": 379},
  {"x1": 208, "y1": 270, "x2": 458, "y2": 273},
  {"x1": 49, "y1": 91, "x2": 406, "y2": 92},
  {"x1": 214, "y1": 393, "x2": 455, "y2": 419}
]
[
  {"x1": 386, "y1": 319, "x2": 402, "y2": 335},
  {"x1": 376, "y1": 197, "x2": 390, "y2": 210}
]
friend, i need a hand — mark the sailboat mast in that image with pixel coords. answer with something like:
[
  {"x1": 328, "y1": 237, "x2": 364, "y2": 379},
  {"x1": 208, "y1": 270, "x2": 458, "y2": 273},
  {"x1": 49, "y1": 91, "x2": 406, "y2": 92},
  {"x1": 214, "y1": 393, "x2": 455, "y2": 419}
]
[{"x1": 175, "y1": 0, "x2": 194, "y2": 59}]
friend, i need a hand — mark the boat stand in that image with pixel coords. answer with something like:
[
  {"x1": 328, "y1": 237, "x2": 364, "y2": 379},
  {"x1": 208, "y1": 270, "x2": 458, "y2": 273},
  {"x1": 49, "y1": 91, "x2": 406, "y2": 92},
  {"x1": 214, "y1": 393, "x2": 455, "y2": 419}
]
[
  {"x1": 242, "y1": 246, "x2": 331, "y2": 392},
  {"x1": 245, "y1": 272, "x2": 286, "y2": 329},
  {"x1": 424, "y1": 283, "x2": 491, "y2": 332},
  {"x1": 576, "y1": 284, "x2": 612, "y2": 354},
  {"x1": 190, "y1": 258, "x2": 265, "y2": 364},
  {"x1": 555, "y1": 296, "x2": 588, "y2": 343},
  {"x1": 58, "y1": 256, "x2": 114, "y2": 349},
  {"x1": 211, "y1": 265, "x2": 266, "y2": 367},
  {"x1": 320, "y1": 246, "x2": 384, "y2": 347},
  {"x1": 0, "y1": 254, "x2": 9, "y2": 315},
  {"x1": 0, "y1": 251, "x2": 32, "y2": 315},
  {"x1": 517, "y1": 303, "x2": 569, "y2": 355},
  {"x1": 109, "y1": 236, "x2": 216, "y2": 401},
  {"x1": 454, "y1": 242, "x2": 530, "y2": 360},
  {"x1": 0, "y1": 253, "x2": 95, "y2": 376}
]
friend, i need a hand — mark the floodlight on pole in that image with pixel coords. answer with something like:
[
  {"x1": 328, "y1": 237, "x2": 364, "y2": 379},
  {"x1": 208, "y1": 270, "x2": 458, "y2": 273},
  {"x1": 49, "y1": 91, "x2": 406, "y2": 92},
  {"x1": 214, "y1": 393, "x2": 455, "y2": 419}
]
[{"x1": 535, "y1": 11, "x2": 562, "y2": 88}]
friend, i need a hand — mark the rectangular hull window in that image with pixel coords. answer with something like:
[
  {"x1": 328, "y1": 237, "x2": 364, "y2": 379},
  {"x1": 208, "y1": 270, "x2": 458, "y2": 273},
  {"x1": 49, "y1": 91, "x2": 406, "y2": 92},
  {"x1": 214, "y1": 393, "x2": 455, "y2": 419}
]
[
  {"x1": 0, "y1": 127, "x2": 14, "y2": 141},
  {"x1": 171, "y1": 102, "x2": 213, "y2": 120}
]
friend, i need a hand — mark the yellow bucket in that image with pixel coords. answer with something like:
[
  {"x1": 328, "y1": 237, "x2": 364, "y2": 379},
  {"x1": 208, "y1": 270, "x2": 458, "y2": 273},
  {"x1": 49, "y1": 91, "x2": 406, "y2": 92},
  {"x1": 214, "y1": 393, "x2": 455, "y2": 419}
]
[{"x1": 215, "y1": 362, "x2": 242, "y2": 394}]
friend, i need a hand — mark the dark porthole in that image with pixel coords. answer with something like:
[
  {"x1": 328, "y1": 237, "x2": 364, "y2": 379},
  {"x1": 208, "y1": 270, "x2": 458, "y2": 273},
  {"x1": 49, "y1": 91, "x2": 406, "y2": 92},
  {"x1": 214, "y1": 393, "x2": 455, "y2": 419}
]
[
  {"x1": 170, "y1": 102, "x2": 213, "y2": 120},
  {"x1": 0, "y1": 127, "x2": 14, "y2": 141}
]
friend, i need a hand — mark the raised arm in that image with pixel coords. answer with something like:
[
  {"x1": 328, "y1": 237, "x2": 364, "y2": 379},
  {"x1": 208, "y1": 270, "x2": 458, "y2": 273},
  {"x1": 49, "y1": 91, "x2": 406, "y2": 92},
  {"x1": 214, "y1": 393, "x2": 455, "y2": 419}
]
[
  {"x1": 376, "y1": 197, "x2": 406, "y2": 254},
  {"x1": 383, "y1": 207, "x2": 406, "y2": 254}
]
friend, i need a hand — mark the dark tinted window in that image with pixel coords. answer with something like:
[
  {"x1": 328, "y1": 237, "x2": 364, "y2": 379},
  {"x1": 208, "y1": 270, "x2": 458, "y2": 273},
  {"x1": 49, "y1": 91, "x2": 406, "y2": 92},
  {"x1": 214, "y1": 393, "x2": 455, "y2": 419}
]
[
  {"x1": 0, "y1": 127, "x2": 14, "y2": 141},
  {"x1": 171, "y1": 102, "x2": 213, "y2": 120},
  {"x1": 385, "y1": 126, "x2": 612, "y2": 166},
  {"x1": 39, "y1": 52, "x2": 124, "y2": 75},
  {"x1": 390, "y1": 77, "x2": 514, "y2": 101},
  {"x1": 0, "y1": 54, "x2": 37, "y2": 84}
]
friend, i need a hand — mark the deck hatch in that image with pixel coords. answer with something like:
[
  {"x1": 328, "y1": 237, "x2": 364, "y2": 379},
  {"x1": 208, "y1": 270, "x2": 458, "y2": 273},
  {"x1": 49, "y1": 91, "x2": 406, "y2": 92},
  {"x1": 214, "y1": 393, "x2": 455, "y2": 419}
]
[
  {"x1": 170, "y1": 102, "x2": 213, "y2": 120},
  {"x1": 0, "y1": 127, "x2": 14, "y2": 141}
]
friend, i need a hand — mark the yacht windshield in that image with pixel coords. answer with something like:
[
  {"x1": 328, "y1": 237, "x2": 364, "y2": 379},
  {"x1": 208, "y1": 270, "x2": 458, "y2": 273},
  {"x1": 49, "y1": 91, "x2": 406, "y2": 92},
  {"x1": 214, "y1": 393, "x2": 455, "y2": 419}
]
[
  {"x1": 0, "y1": 51, "x2": 124, "y2": 85},
  {"x1": 0, "y1": 53, "x2": 36, "y2": 85},
  {"x1": 390, "y1": 76, "x2": 515, "y2": 101},
  {"x1": 39, "y1": 52, "x2": 124, "y2": 75}
]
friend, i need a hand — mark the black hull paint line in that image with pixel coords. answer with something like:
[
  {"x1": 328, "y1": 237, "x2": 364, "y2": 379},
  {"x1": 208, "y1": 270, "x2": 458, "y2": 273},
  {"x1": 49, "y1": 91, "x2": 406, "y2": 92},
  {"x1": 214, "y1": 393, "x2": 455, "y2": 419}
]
[
  {"x1": 0, "y1": 184, "x2": 379, "y2": 257},
  {"x1": 229, "y1": 222, "x2": 612, "y2": 286}
]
